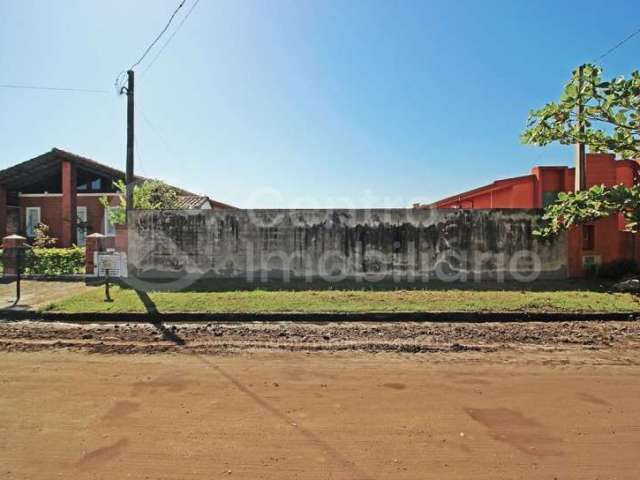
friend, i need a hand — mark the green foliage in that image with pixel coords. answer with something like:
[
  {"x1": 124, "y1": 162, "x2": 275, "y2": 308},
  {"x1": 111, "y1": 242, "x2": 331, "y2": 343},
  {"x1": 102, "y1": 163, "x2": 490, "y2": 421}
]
[
  {"x1": 522, "y1": 64, "x2": 640, "y2": 158},
  {"x1": 534, "y1": 184, "x2": 640, "y2": 237},
  {"x1": 23, "y1": 247, "x2": 85, "y2": 275},
  {"x1": 100, "y1": 179, "x2": 180, "y2": 226},
  {"x1": 32, "y1": 223, "x2": 58, "y2": 248},
  {"x1": 525, "y1": 65, "x2": 640, "y2": 236}
]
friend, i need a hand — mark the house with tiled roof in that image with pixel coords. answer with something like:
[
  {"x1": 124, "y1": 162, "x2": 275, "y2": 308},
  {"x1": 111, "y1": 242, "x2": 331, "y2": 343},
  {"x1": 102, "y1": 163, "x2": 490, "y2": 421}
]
[{"x1": 0, "y1": 148, "x2": 234, "y2": 248}]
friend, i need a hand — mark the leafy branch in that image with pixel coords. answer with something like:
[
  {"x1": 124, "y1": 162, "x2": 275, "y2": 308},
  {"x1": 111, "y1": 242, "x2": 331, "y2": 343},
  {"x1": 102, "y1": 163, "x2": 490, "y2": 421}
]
[
  {"x1": 522, "y1": 64, "x2": 640, "y2": 159},
  {"x1": 534, "y1": 184, "x2": 640, "y2": 237},
  {"x1": 100, "y1": 179, "x2": 181, "y2": 226},
  {"x1": 524, "y1": 65, "x2": 640, "y2": 237}
]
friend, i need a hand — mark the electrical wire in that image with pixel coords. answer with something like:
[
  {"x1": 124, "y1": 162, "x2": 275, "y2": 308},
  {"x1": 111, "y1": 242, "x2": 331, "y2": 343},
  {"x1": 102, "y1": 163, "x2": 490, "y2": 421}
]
[
  {"x1": 141, "y1": 0, "x2": 201, "y2": 77},
  {"x1": 134, "y1": 135, "x2": 145, "y2": 176},
  {"x1": 129, "y1": 0, "x2": 187, "y2": 71},
  {"x1": 138, "y1": 103, "x2": 175, "y2": 156},
  {"x1": 0, "y1": 84, "x2": 110, "y2": 94},
  {"x1": 592, "y1": 25, "x2": 640, "y2": 63}
]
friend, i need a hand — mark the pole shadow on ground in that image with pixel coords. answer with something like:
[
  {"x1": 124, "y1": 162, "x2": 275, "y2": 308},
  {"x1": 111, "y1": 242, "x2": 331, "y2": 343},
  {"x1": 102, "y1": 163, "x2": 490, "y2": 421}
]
[
  {"x1": 130, "y1": 287, "x2": 371, "y2": 478},
  {"x1": 133, "y1": 289, "x2": 185, "y2": 346}
]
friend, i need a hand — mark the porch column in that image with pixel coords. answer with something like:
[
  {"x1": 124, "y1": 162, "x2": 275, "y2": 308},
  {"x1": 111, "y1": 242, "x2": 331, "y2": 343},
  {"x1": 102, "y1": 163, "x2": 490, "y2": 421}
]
[
  {"x1": 61, "y1": 160, "x2": 77, "y2": 247},
  {"x1": 0, "y1": 186, "x2": 6, "y2": 239}
]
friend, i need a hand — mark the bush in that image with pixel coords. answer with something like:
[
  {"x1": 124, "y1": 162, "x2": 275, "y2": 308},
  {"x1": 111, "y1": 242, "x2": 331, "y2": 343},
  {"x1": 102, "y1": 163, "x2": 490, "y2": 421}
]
[
  {"x1": 596, "y1": 259, "x2": 639, "y2": 279},
  {"x1": 0, "y1": 247, "x2": 85, "y2": 275}
]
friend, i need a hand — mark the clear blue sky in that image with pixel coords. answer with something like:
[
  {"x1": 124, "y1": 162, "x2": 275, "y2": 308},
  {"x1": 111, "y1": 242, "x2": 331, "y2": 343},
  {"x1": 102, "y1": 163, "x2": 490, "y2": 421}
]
[{"x1": 1, "y1": 0, "x2": 639, "y2": 207}]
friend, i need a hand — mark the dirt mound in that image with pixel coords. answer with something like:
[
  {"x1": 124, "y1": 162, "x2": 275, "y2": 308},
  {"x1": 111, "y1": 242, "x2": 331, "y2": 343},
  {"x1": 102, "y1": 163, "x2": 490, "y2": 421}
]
[{"x1": 1, "y1": 320, "x2": 639, "y2": 355}]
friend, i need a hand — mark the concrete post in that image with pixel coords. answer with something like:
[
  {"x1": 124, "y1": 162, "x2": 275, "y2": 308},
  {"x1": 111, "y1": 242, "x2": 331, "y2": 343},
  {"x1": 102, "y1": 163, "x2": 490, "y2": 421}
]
[
  {"x1": 61, "y1": 160, "x2": 77, "y2": 247},
  {"x1": 115, "y1": 223, "x2": 128, "y2": 253},
  {"x1": 85, "y1": 233, "x2": 106, "y2": 275},
  {"x1": 2, "y1": 234, "x2": 27, "y2": 275}
]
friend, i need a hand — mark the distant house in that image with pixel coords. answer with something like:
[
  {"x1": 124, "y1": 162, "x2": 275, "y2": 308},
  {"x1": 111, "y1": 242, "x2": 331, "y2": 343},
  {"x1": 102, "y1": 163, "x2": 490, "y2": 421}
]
[
  {"x1": 415, "y1": 153, "x2": 640, "y2": 278},
  {"x1": 0, "y1": 148, "x2": 233, "y2": 247}
]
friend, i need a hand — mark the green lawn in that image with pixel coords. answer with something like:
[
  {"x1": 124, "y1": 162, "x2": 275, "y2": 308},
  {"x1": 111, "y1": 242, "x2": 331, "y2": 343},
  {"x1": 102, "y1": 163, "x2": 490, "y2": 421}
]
[{"x1": 42, "y1": 285, "x2": 640, "y2": 314}]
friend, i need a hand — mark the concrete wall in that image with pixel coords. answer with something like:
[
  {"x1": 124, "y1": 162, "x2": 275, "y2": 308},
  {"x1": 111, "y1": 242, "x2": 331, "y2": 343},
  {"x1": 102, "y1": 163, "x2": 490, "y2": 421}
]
[{"x1": 127, "y1": 209, "x2": 567, "y2": 282}]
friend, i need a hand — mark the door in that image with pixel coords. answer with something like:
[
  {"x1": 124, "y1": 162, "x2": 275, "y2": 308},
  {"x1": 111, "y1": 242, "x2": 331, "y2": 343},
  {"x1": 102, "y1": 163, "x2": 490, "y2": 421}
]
[{"x1": 77, "y1": 206, "x2": 88, "y2": 247}]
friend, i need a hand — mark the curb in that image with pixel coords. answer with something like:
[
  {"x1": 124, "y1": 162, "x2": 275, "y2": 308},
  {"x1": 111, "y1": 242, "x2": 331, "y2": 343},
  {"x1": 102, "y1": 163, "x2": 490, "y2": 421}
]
[{"x1": 0, "y1": 311, "x2": 638, "y2": 323}]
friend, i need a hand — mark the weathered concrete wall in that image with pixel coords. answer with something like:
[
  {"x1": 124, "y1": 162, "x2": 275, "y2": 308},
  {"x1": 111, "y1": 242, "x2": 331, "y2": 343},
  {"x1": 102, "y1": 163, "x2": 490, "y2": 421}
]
[{"x1": 127, "y1": 209, "x2": 567, "y2": 282}]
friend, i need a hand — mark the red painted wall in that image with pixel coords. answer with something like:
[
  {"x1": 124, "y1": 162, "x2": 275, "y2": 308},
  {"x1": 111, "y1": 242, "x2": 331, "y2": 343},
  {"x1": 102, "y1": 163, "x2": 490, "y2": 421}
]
[
  {"x1": 435, "y1": 176, "x2": 538, "y2": 209},
  {"x1": 19, "y1": 196, "x2": 64, "y2": 242},
  {"x1": 17, "y1": 195, "x2": 118, "y2": 247}
]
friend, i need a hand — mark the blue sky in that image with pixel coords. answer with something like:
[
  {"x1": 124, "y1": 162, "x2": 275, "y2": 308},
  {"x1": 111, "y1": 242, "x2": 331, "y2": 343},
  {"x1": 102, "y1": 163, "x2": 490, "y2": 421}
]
[{"x1": 1, "y1": 0, "x2": 639, "y2": 207}]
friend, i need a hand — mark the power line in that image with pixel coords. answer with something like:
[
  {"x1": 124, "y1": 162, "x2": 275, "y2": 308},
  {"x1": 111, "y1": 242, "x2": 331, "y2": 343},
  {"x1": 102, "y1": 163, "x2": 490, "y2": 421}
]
[
  {"x1": 134, "y1": 135, "x2": 144, "y2": 174},
  {"x1": 129, "y1": 0, "x2": 187, "y2": 71},
  {"x1": 592, "y1": 25, "x2": 640, "y2": 63},
  {"x1": 142, "y1": 0, "x2": 201, "y2": 76},
  {"x1": 0, "y1": 84, "x2": 110, "y2": 94},
  {"x1": 138, "y1": 103, "x2": 175, "y2": 156}
]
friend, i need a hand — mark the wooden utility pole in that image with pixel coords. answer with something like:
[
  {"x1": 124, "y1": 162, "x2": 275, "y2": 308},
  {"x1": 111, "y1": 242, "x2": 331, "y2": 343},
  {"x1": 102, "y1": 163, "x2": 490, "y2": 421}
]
[
  {"x1": 575, "y1": 65, "x2": 586, "y2": 192},
  {"x1": 125, "y1": 70, "x2": 135, "y2": 212}
]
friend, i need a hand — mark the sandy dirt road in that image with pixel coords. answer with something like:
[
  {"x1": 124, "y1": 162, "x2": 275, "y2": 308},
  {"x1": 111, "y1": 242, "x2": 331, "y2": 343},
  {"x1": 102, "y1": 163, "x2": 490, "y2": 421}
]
[{"x1": 2, "y1": 343, "x2": 640, "y2": 480}]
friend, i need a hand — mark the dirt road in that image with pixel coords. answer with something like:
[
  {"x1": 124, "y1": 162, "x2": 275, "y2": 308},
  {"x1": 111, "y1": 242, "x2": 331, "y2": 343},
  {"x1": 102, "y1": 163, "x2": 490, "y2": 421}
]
[
  {"x1": 2, "y1": 337, "x2": 640, "y2": 479},
  {"x1": 1, "y1": 319, "x2": 640, "y2": 354}
]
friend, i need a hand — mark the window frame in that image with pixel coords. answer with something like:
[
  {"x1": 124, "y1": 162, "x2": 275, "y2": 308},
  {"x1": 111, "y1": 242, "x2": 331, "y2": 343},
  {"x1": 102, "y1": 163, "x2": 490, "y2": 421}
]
[
  {"x1": 76, "y1": 206, "x2": 88, "y2": 247},
  {"x1": 25, "y1": 206, "x2": 41, "y2": 237},
  {"x1": 103, "y1": 206, "x2": 117, "y2": 237}
]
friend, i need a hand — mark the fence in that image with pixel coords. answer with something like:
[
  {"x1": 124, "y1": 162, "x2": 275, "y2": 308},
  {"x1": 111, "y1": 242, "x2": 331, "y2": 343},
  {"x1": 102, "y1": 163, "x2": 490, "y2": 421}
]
[{"x1": 126, "y1": 208, "x2": 567, "y2": 284}]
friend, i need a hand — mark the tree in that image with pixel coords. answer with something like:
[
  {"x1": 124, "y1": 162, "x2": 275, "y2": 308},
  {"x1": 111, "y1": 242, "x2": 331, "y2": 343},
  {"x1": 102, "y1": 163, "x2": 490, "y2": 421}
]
[
  {"x1": 522, "y1": 64, "x2": 640, "y2": 158},
  {"x1": 32, "y1": 223, "x2": 57, "y2": 248},
  {"x1": 100, "y1": 179, "x2": 181, "y2": 225},
  {"x1": 522, "y1": 64, "x2": 640, "y2": 236},
  {"x1": 535, "y1": 184, "x2": 640, "y2": 237}
]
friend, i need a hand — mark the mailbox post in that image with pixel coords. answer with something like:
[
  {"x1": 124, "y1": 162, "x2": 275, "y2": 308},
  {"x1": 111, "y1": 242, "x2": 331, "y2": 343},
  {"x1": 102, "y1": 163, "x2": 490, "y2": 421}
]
[
  {"x1": 2, "y1": 234, "x2": 30, "y2": 307},
  {"x1": 96, "y1": 252, "x2": 115, "y2": 302}
]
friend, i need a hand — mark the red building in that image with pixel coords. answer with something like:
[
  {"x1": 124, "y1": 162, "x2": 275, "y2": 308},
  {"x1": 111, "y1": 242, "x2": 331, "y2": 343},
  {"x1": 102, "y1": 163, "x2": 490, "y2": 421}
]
[
  {"x1": 0, "y1": 148, "x2": 233, "y2": 248},
  {"x1": 415, "y1": 153, "x2": 640, "y2": 278}
]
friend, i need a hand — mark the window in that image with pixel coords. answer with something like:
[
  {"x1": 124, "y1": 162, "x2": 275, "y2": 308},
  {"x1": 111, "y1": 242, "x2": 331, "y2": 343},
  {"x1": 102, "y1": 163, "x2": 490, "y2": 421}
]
[
  {"x1": 543, "y1": 191, "x2": 560, "y2": 208},
  {"x1": 77, "y1": 206, "x2": 88, "y2": 247},
  {"x1": 104, "y1": 207, "x2": 117, "y2": 237},
  {"x1": 76, "y1": 170, "x2": 109, "y2": 192},
  {"x1": 583, "y1": 225, "x2": 595, "y2": 251},
  {"x1": 25, "y1": 207, "x2": 41, "y2": 237}
]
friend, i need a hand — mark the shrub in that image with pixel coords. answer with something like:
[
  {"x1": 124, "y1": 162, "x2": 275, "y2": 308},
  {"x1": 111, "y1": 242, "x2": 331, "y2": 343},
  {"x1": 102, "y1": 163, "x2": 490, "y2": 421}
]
[
  {"x1": 0, "y1": 247, "x2": 85, "y2": 275},
  {"x1": 23, "y1": 247, "x2": 85, "y2": 275},
  {"x1": 33, "y1": 223, "x2": 58, "y2": 248}
]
